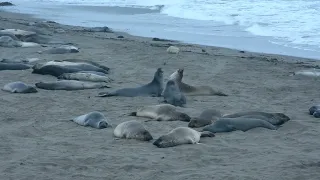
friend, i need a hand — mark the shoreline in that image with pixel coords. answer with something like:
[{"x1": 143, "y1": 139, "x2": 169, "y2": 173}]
[
  {"x1": 2, "y1": 3, "x2": 320, "y2": 60},
  {"x1": 0, "y1": 8, "x2": 320, "y2": 180}
]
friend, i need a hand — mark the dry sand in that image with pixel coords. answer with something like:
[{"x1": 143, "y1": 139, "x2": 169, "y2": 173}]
[{"x1": 0, "y1": 10, "x2": 320, "y2": 180}]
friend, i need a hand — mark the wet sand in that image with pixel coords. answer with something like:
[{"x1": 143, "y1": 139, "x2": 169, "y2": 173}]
[{"x1": 0, "y1": 10, "x2": 320, "y2": 180}]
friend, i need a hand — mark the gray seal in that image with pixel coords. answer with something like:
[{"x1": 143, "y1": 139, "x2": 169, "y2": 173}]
[
  {"x1": 2, "y1": 81, "x2": 38, "y2": 93},
  {"x1": 58, "y1": 72, "x2": 113, "y2": 83},
  {"x1": 0, "y1": 62, "x2": 31, "y2": 70},
  {"x1": 98, "y1": 68, "x2": 164, "y2": 97},
  {"x1": 35, "y1": 80, "x2": 110, "y2": 90},
  {"x1": 113, "y1": 120, "x2": 153, "y2": 141},
  {"x1": 162, "y1": 80, "x2": 186, "y2": 107},
  {"x1": 153, "y1": 127, "x2": 215, "y2": 148},
  {"x1": 309, "y1": 105, "x2": 320, "y2": 118},
  {"x1": 129, "y1": 104, "x2": 190, "y2": 122},
  {"x1": 32, "y1": 65, "x2": 82, "y2": 77},
  {"x1": 202, "y1": 117, "x2": 277, "y2": 133},
  {"x1": 41, "y1": 45, "x2": 79, "y2": 54},
  {"x1": 222, "y1": 111, "x2": 290, "y2": 126},
  {"x1": 168, "y1": 68, "x2": 228, "y2": 96},
  {"x1": 43, "y1": 60, "x2": 108, "y2": 74},
  {"x1": 61, "y1": 59, "x2": 110, "y2": 72},
  {"x1": 188, "y1": 109, "x2": 222, "y2": 128},
  {"x1": 71, "y1": 111, "x2": 112, "y2": 129}
]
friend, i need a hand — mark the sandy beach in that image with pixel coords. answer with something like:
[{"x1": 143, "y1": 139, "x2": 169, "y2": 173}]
[{"x1": 0, "y1": 8, "x2": 320, "y2": 180}]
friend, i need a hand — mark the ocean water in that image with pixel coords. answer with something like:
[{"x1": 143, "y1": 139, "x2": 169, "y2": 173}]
[{"x1": 3, "y1": 0, "x2": 320, "y2": 59}]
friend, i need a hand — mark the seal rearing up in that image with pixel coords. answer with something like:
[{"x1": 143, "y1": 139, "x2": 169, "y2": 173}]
[
  {"x1": 97, "y1": 68, "x2": 164, "y2": 97},
  {"x1": 168, "y1": 68, "x2": 228, "y2": 96}
]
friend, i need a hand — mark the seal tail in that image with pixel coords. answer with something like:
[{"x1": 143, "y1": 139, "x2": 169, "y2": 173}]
[{"x1": 128, "y1": 112, "x2": 137, "y2": 116}]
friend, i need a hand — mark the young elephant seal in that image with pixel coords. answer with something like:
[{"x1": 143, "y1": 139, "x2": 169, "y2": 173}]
[
  {"x1": 32, "y1": 65, "x2": 82, "y2": 77},
  {"x1": 0, "y1": 62, "x2": 31, "y2": 70},
  {"x1": 309, "y1": 105, "x2": 320, "y2": 118},
  {"x1": 202, "y1": 117, "x2": 277, "y2": 133},
  {"x1": 222, "y1": 111, "x2": 290, "y2": 126},
  {"x1": 35, "y1": 80, "x2": 110, "y2": 90},
  {"x1": 188, "y1": 109, "x2": 222, "y2": 128},
  {"x1": 43, "y1": 60, "x2": 108, "y2": 74},
  {"x1": 113, "y1": 120, "x2": 153, "y2": 141},
  {"x1": 98, "y1": 68, "x2": 164, "y2": 97},
  {"x1": 2, "y1": 81, "x2": 38, "y2": 93},
  {"x1": 162, "y1": 80, "x2": 186, "y2": 107},
  {"x1": 153, "y1": 127, "x2": 215, "y2": 148},
  {"x1": 71, "y1": 111, "x2": 111, "y2": 129},
  {"x1": 58, "y1": 72, "x2": 113, "y2": 83},
  {"x1": 168, "y1": 68, "x2": 227, "y2": 96},
  {"x1": 129, "y1": 104, "x2": 191, "y2": 122}
]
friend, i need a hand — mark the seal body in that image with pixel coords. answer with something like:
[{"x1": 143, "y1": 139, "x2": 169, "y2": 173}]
[
  {"x1": 130, "y1": 104, "x2": 191, "y2": 122},
  {"x1": 0, "y1": 62, "x2": 31, "y2": 70},
  {"x1": 166, "y1": 46, "x2": 180, "y2": 54},
  {"x1": 58, "y1": 72, "x2": 112, "y2": 82},
  {"x1": 2, "y1": 81, "x2": 37, "y2": 93},
  {"x1": 162, "y1": 80, "x2": 186, "y2": 107},
  {"x1": 188, "y1": 109, "x2": 222, "y2": 128},
  {"x1": 222, "y1": 111, "x2": 290, "y2": 126},
  {"x1": 42, "y1": 45, "x2": 79, "y2": 54},
  {"x1": 113, "y1": 120, "x2": 153, "y2": 141},
  {"x1": 61, "y1": 59, "x2": 110, "y2": 72},
  {"x1": 35, "y1": 80, "x2": 110, "y2": 90},
  {"x1": 153, "y1": 127, "x2": 214, "y2": 148},
  {"x1": 71, "y1": 111, "x2": 111, "y2": 129},
  {"x1": 98, "y1": 68, "x2": 164, "y2": 97},
  {"x1": 309, "y1": 105, "x2": 320, "y2": 118},
  {"x1": 32, "y1": 65, "x2": 82, "y2": 77},
  {"x1": 43, "y1": 60, "x2": 108, "y2": 74},
  {"x1": 168, "y1": 68, "x2": 227, "y2": 96},
  {"x1": 202, "y1": 117, "x2": 277, "y2": 133}
]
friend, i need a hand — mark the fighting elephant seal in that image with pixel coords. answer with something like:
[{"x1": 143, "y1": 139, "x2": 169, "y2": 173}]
[
  {"x1": 2, "y1": 81, "x2": 38, "y2": 93},
  {"x1": 202, "y1": 117, "x2": 277, "y2": 133},
  {"x1": 0, "y1": 62, "x2": 31, "y2": 71},
  {"x1": 35, "y1": 80, "x2": 110, "y2": 90},
  {"x1": 71, "y1": 111, "x2": 111, "y2": 129},
  {"x1": 32, "y1": 65, "x2": 82, "y2": 77},
  {"x1": 113, "y1": 120, "x2": 153, "y2": 141},
  {"x1": 43, "y1": 60, "x2": 108, "y2": 74},
  {"x1": 168, "y1": 68, "x2": 228, "y2": 96},
  {"x1": 222, "y1": 111, "x2": 290, "y2": 126},
  {"x1": 188, "y1": 109, "x2": 222, "y2": 128},
  {"x1": 129, "y1": 104, "x2": 191, "y2": 122},
  {"x1": 153, "y1": 127, "x2": 215, "y2": 148},
  {"x1": 98, "y1": 68, "x2": 164, "y2": 97},
  {"x1": 58, "y1": 72, "x2": 113, "y2": 83},
  {"x1": 162, "y1": 80, "x2": 186, "y2": 107}
]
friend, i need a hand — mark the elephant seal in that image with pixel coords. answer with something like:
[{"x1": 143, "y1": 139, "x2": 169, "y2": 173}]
[
  {"x1": 309, "y1": 105, "x2": 320, "y2": 118},
  {"x1": 0, "y1": 29, "x2": 36, "y2": 38},
  {"x1": 188, "y1": 109, "x2": 222, "y2": 128},
  {"x1": 58, "y1": 72, "x2": 113, "y2": 82},
  {"x1": 153, "y1": 127, "x2": 215, "y2": 148},
  {"x1": 98, "y1": 68, "x2": 164, "y2": 97},
  {"x1": 113, "y1": 120, "x2": 153, "y2": 141},
  {"x1": 43, "y1": 60, "x2": 108, "y2": 74},
  {"x1": 71, "y1": 111, "x2": 111, "y2": 129},
  {"x1": 166, "y1": 46, "x2": 180, "y2": 54},
  {"x1": 162, "y1": 80, "x2": 186, "y2": 107},
  {"x1": 35, "y1": 80, "x2": 110, "y2": 90},
  {"x1": 202, "y1": 117, "x2": 277, "y2": 133},
  {"x1": 222, "y1": 111, "x2": 290, "y2": 126},
  {"x1": 61, "y1": 59, "x2": 110, "y2": 72},
  {"x1": 129, "y1": 104, "x2": 191, "y2": 122},
  {"x1": 293, "y1": 69, "x2": 320, "y2": 77},
  {"x1": 2, "y1": 81, "x2": 38, "y2": 93},
  {"x1": 0, "y1": 62, "x2": 31, "y2": 70},
  {"x1": 41, "y1": 45, "x2": 79, "y2": 54},
  {"x1": 168, "y1": 68, "x2": 228, "y2": 96},
  {"x1": 0, "y1": 36, "x2": 40, "y2": 48},
  {"x1": 32, "y1": 65, "x2": 82, "y2": 77}
]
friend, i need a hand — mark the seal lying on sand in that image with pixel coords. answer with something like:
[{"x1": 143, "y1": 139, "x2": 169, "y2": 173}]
[
  {"x1": 61, "y1": 59, "x2": 110, "y2": 72},
  {"x1": 153, "y1": 127, "x2": 215, "y2": 148},
  {"x1": 188, "y1": 109, "x2": 222, "y2": 128},
  {"x1": 129, "y1": 104, "x2": 191, "y2": 122},
  {"x1": 58, "y1": 72, "x2": 113, "y2": 83},
  {"x1": 43, "y1": 60, "x2": 108, "y2": 74},
  {"x1": 32, "y1": 65, "x2": 82, "y2": 77},
  {"x1": 35, "y1": 80, "x2": 110, "y2": 90},
  {"x1": 41, "y1": 45, "x2": 79, "y2": 54},
  {"x1": 222, "y1": 111, "x2": 290, "y2": 126},
  {"x1": 162, "y1": 80, "x2": 186, "y2": 107},
  {"x1": 168, "y1": 68, "x2": 228, "y2": 96},
  {"x1": 202, "y1": 117, "x2": 277, "y2": 133},
  {"x1": 0, "y1": 36, "x2": 40, "y2": 48},
  {"x1": 293, "y1": 69, "x2": 320, "y2": 77},
  {"x1": 71, "y1": 111, "x2": 111, "y2": 129},
  {"x1": 113, "y1": 120, "x2": 153, "y2": 141},
  {"x1": 309, "y1": 105, "x2": 320, "y2": 118},
  {"x1": 2, "y1": 81, "x2": 38, "y2": 93},
  {"x1": 98, "y1": 68, "x2": 164, "y2": 97},
  {"x1": 0, "y1": 62, "x2": 31, "y2": 70}
]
